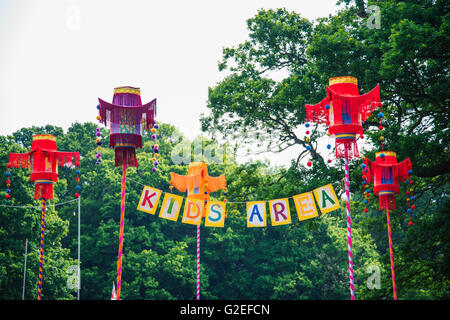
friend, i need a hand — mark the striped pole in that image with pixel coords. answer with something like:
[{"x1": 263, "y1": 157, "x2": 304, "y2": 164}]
[
  {"x1": 116, "y1": 159, "x2": 127, "y2": 300},
  {"x1": 37, "y1": 198, "x2": 46, "y2": 300},
  {"x1": 343, "y1": 149, "x2": 355, "y2": 300},
  {"x1": 386, "y1": 206, "x2": 398, "y2": 300},
  {"x1": 196, "y1": 225, "x2": 201, "y2": 300}
]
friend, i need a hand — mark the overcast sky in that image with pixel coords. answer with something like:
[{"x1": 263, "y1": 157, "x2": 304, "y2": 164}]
[{"x1": 0, "y1": 0, "x2": 342, "y2": 166}]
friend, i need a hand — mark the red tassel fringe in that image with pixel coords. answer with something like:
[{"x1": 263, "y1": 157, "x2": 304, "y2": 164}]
[
  {"x1": 114, "y1": 148, "x2": 139, "y2": 168},
  {"x1": 34, "y1": 183, "x2": 53, "y2": 200}
]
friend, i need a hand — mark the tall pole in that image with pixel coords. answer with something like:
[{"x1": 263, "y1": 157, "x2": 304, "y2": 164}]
[
  {"x1": 343, "y1": 148, "x2": 355, "y2": 300},
  {"x1": 196, "y1": 225, "x2": 200, "y2": 300},
  {"x1": 22, "y1": 238, "x2": 28, "y2": 300},
  {"x1": 77, "y1": 195, "x2": 81, "y2": 300},
  {"x1": 37, "y1": 198, "x2": 46, "y2": 300},
  {"x1": 386, "y1": 206, "x2": 398, "y2": 300},
  {"x1": 116, "y1": 158, "x2": 127, "y2": 300}
]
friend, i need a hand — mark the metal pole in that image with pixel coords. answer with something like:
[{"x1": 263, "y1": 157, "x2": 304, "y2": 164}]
[
  {"x1": 22, "y1": 238, "x2": 28, "y2": 300},
  {"x1": 386, "y1": 206, "x2": 398, "y2": 300},
  {"x1": 196, "y1": 225, "x2": 200, "y2": 300},
  {"x1": 77, "y1": 195, "x2": 81, "y2": 300}
]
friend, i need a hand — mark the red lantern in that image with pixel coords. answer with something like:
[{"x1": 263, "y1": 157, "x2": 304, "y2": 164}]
[
  {"x1": 363, "y1": 151, "x2": 412, "y2": 210},
  {"x1": 305, "y1": 76, "x2": 382, "y2": 159},
  {"x1": 7, "y1": 134, "x2": 80, "y2": 199},
  {"x1": 98, "y1": 86, "x2": 157, "y2": 167}
]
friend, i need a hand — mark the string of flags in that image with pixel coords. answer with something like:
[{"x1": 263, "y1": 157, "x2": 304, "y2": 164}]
[{"x1": 136, "y1": 183, "x2": 341, "y2": 228}]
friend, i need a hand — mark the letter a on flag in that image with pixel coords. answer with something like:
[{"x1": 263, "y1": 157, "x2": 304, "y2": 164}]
[
  {"x1": 246, "y1": 201, "x2": 266, "y2": 227},
  {"x1": 137, "y1": 186, "x2": 162, "y2": 215},
  {"x1": 313, "y1": 184, "x2": 340, "y2": 214}
]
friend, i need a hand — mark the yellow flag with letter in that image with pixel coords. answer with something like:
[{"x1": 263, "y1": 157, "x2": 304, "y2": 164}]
[
  {"x1": 293, "y1": 192, "x2": 319, "y2": 221},
  {"x1": 313, "y1": 184, "x2": 340, "y2": 214},
  {"x1": 246, "y1": 201, "x2": 267, "y2": 227},
  {"x1": 269, "y1": 198, "x2": 291, "y2": 226},
  {"x1": 205, "y1": 201, "x2": 226, "y2": 227},
  {"x1": 137, "y1": 186, "x2": 162, "y2": 215},
  {"x1": 159, "y1": 193, "x2": 183, "y2": 221},
  {"x1": 181, "y1": 198, "x2": 203, "y2": 225}
]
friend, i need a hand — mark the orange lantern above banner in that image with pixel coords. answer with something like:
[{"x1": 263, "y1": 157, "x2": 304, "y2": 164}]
[
  {"x1": 305, "y1": 76, "x2": 382, "y2": 159},
  {"x1": 170, "y1": 162, "x2": 227, "y2": 217}
]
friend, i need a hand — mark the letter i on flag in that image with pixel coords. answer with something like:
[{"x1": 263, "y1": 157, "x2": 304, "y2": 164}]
[{"x1": 159, "y1": 193, "x2": 183, "y2": 221}]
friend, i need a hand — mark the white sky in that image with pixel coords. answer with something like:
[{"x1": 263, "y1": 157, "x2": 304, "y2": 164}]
[{"x1": 0, "y1": 0, "x2": 342, "y2": 166}]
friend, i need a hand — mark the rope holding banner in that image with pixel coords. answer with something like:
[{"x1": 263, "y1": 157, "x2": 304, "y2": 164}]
[
  {"x1": 344, "y1": 149, "x2": 355, "y2": 300},
  {"x1": 37, "y1": 198, "x2": 46, "y2": 300},
  {"x1": 386, "y1": 206, "x2": 398, "y2": 300},
  {"x1": 116, "y1": 159, "x2": 127, "y2": 300},
  {"x1": 196, "y1": 225, "x2": 200, "y2": 300}
]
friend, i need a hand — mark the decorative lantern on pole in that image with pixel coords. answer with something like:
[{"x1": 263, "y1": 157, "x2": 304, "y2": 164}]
[
  {"x1": 6, "y1": 134, "x2": 80, "y2": 300},
  {"x1": 362, "y1": 151, "x2": 412, "y2": 300},
  {"x1": 305, "y1": 76, "x2": 382, "y2": 300},
  {"x1": 170, "y1": 162, "x2": 227, "y2": 300},
  {"x1": 97, "y1": 86, "x2": 157, "y2": 300}
]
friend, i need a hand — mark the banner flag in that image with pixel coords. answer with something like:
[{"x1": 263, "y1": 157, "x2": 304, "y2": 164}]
[
  {"x1": 159, "y1": 193, "x2": 183, "y2": 221},
  {"x1": 205, "y1": 201, "x2": 226, "y2": 227},
  {"x1": 293, "y1": 192, "x2": 319, "y2": 221},
  {"x1": 181, "y1": 198, "x2": 204, "y2": 225},
  {"x1": 137, "y1": 186, "x2": 162, "y2": 215},
  {"x1": 137, "y1": 182, "x2": 341, "y2": 227},
  {"x1": 269, "y1": 198, "x2": 291, "y2": 226},
  {"x1": 246, "y1": 201, "x2": 267, "y2": 227},
  {"x1": 313, "y1": 184, "x2": 340, "y2": 214}
]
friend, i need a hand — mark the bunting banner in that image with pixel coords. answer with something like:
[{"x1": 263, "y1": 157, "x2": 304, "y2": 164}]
[{"x1": 136, "y1": 183, "x2": 341, "y2": 228}]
